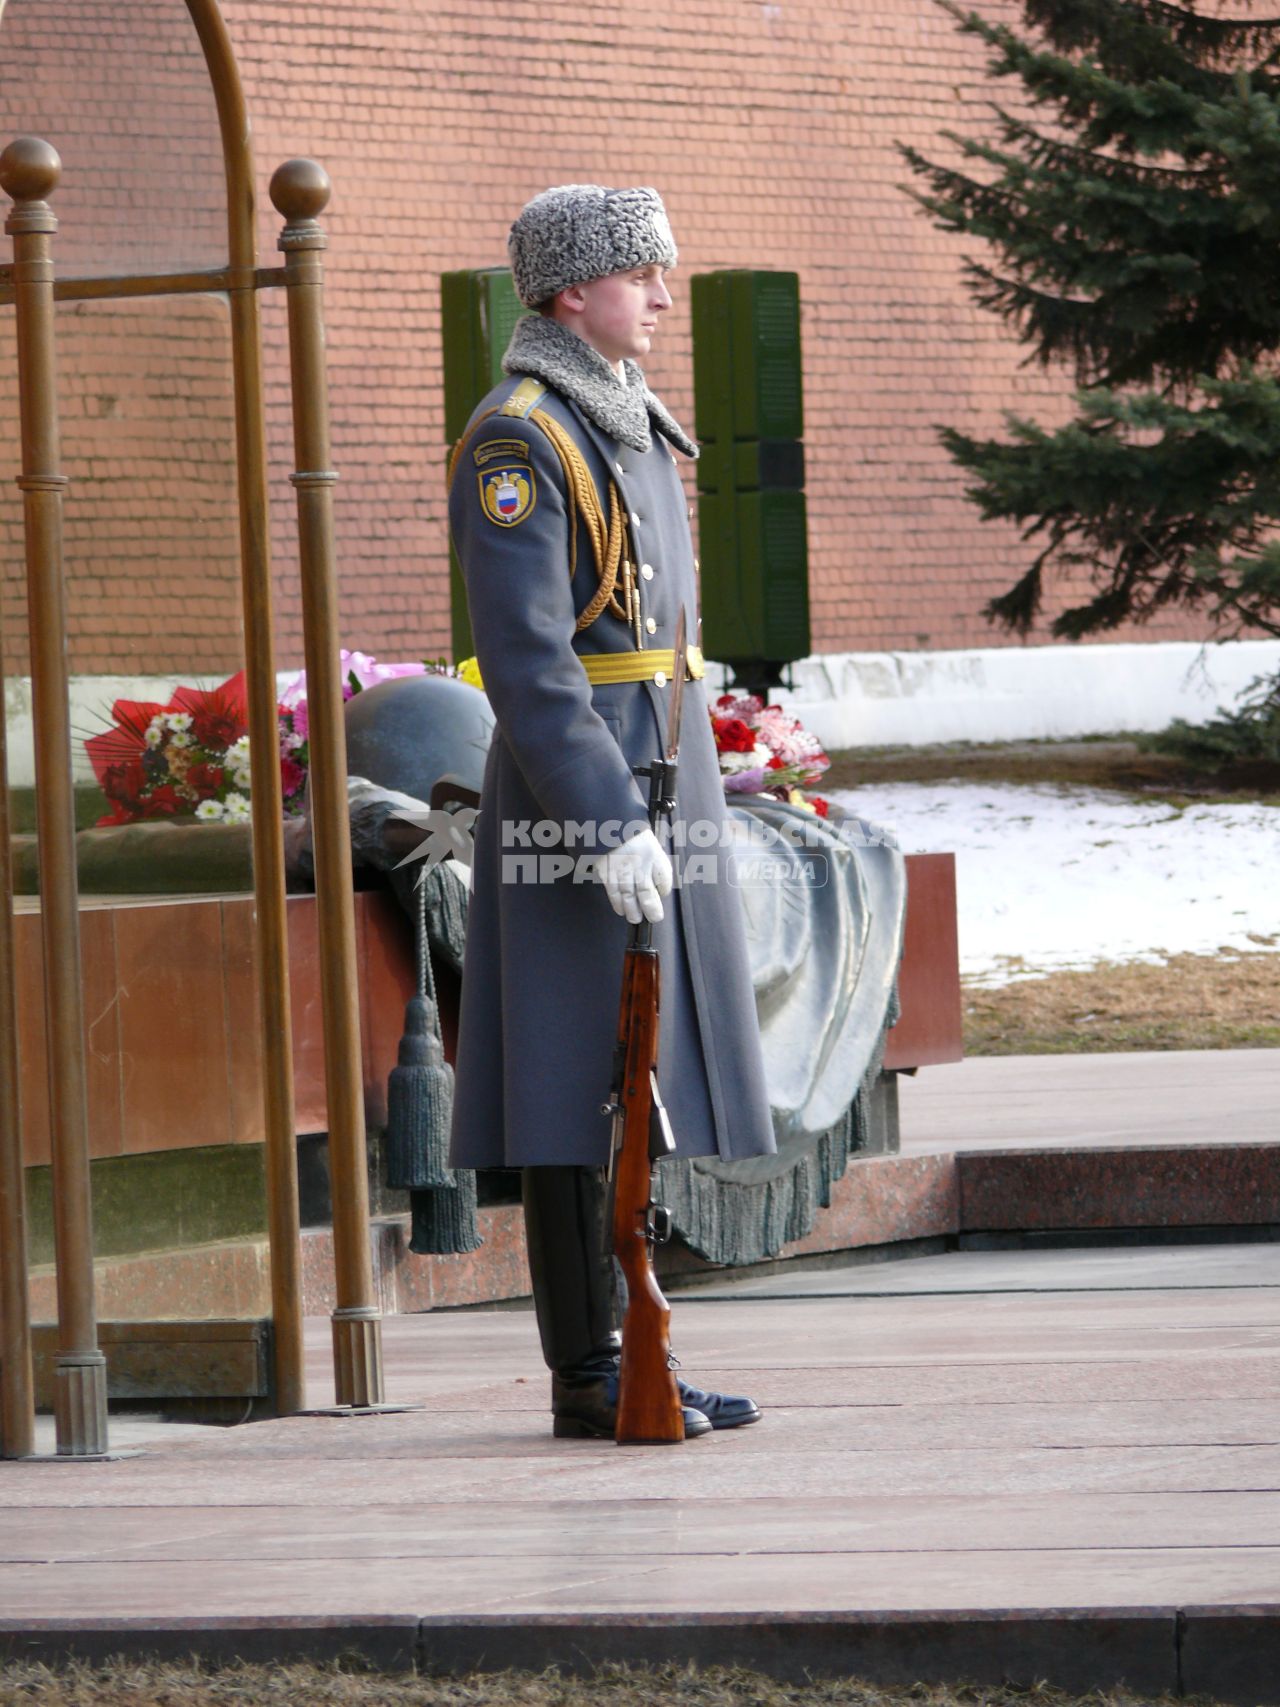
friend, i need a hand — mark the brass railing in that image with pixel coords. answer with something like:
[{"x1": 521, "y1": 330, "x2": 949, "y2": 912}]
[{"x1": 0, "y1": 0, "x2": 383, "y2": 1459}]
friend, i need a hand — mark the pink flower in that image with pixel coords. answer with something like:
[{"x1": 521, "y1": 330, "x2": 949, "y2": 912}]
[{"x1": 280, "y1": 755, "x2": 306, "y2": 798}]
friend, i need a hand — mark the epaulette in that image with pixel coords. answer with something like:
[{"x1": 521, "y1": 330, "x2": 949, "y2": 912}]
[{"x1": 501, "y1": 377, "x2": 547, "y2": 420}]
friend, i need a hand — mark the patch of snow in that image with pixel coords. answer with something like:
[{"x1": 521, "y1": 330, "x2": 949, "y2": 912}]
[{"x1": 829, "y1": 782, "x2": 1280, "y2": 985}]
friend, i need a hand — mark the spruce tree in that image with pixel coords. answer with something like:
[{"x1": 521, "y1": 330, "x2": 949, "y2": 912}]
[{"x1": 902, "y1": 0, "x2": 1280, "y2": 649}]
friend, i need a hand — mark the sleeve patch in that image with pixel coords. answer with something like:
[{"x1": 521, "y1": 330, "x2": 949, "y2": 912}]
[
  {"x1": 474, "y1": 436, "x2": 534, "y2": 469},
  {"x1": 479, "y1": 466, "x2": 537, "y2": 527}
]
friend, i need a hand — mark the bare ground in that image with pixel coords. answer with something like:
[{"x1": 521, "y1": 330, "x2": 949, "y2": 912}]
[
  {"x1": 964, "y1": 951, "x2": 1280, "y2": 1055},
  {"x1": 0, "y1": 1661, "x2": 1209, "y2": 1707},
  {"x1": 823, "y1": 737, "x2": 1280, "y2": 805}
]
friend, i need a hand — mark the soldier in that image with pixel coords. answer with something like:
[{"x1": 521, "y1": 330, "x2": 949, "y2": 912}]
[{"x1": 447, "y1": 185, "x2": 775, "y2": 1440}]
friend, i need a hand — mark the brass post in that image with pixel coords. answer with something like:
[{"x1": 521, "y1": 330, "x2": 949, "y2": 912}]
[
  {"x1": 185, "y1": 0, "x2": 306, "y2": 1416},
  {"x1": 0, "y1": 533, "x2": 34, "y2": 1461},
  {"x1": 0, "y1": 137, "x2": 106, "y2": 1456},
  {"x1": 270, "y1": 159, "x2": 383, "y2": 1406}
]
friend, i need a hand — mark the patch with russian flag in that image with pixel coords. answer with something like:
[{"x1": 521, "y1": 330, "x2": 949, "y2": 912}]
[{"x1": 480, "y1": 466, "x2": 536, "y2": 528}]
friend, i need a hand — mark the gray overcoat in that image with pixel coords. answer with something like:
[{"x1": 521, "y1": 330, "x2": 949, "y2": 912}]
[{"x1": 447, "y1": 319, "x2": 775, "y2": 1171}]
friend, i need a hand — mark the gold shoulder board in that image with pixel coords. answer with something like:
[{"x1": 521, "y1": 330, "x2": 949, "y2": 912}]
[{"x1": 501, "y1": 377, "x2": 547, "y2": 420}]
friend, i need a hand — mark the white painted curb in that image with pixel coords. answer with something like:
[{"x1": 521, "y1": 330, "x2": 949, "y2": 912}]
[
  {"x1": 8, "y1": 638, "x2": 1280, "y2": 788},
  {"x1": 706, "y1": 638, "x2": 1280, "y2": 751}
]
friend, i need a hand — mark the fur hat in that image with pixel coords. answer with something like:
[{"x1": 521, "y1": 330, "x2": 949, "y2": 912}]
[{"x1": 508, "y1": 184, "x2": 677, "y2": 308}]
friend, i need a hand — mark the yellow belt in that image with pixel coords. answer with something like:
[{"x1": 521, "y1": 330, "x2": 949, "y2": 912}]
[
  {"x1": 459, "y1": 645, "x2": 703, "y2": 693},
  {"x1": 579, "y1": 645, "x2": 704, "y2": 685}
]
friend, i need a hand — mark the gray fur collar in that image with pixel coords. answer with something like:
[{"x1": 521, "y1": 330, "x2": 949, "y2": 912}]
[{"x1": 502, "y1": 313, "x2": 698, "y2": 458}]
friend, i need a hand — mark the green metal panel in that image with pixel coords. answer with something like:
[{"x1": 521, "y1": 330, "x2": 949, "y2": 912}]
[
  {"x1": 693, "y1": 270, "x2": 803, "y2": 444},
  {"x1": 700, "y1": 490, "x2": 810, "y2": 664},
  {"x1": 697, "y1": 439, "x2": 805, "y2": 494},
  {"x1": 694, "y1": 439, "x2": 733, "y2": 495},
  {"x1": 440, "y1": 269, "x2": 523, "y2": 655},
  {"x1": 743, "y1": 489, "x2": 811, "y2": 659},
  {"x1": 441, "y1": 267, "x2": 524, "y2": 444},
  {"x1": 691, "y1": 271, "x2": 735, "y2": 446},
  {"x1": 449, "y1": 539, "x2": 473, "y2": 662},
  {"x1": 697, "y1": 490, "x2": 755, "y2": 660},
  {"x1": 728, "y1": 270, "x2": 803, "y2": 442},
  {"x1": 692, "y1": 270, "x2": 809, "y2": 667}
]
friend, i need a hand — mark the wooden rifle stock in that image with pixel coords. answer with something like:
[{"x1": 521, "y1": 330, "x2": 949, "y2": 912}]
[
  {"x1": 608, "y1": 607, "x2": 688, "y2": 1445},
  {"x1": 609, "y1": 938, "x2": 684, "y2": 1444}
]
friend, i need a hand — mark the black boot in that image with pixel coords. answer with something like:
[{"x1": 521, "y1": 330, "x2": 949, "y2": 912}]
[{"x1": 521, "y1": 1165, "x2": 711, "y2": 1440}]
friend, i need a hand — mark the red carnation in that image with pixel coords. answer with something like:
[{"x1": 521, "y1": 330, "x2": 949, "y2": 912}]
[
  {"x1": 102, "y1": 757, "x2": 146, "y2": 803},
  {"x1": 810, "y1": 796, "x2": 830, "y2": 818},
  {"x1": 139, "y1": 784, "x2": 185, "y2": 819},
  {"x1": 187, "y1": 761, "x2": 226, "y2": 798}
]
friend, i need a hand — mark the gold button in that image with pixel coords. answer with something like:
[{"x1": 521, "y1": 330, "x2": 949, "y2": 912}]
[
  {"x1": 645, "y1": 616, "x2": 657, "y2": 635},
  {"x1": 653, "y1": 671, "x2": 667, "y2": 688},
  {"x1": 640, "y1": 563, "x2": 654, "y2": 581}
]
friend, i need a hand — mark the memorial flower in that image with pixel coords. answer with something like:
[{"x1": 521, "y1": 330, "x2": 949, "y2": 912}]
[
  {"x1": 710, "y1": 692, "x2": 829, "y2": 811},
  {"x1": 87, "y1": 651, "x2": 434, "y2": 825}
]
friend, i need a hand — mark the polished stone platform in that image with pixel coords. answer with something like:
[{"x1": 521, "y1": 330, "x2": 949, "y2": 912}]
[{"x1": 4, "y1": 1050, "x2": 1277, "y2": 1701}]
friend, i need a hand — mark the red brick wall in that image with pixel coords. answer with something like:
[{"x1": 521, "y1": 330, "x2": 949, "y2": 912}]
[{"x1": 0, "y1": 0, "x2": 1214, "y2": 676}]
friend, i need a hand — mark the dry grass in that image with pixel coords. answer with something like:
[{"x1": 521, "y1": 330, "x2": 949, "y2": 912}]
[
  {"x1": 0, "y1": 1661, "x2": 1207, "y2": 1707},
  {"x1": 965, "y1": 951, "x2": 1280, "y2": 1055},
  {"x1": 823, "y1": 738, "x2": 1280, "y2": 804}
]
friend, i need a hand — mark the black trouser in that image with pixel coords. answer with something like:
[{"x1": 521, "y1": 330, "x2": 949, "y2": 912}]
[{"x1": 521, "y1": 1165, "x2": 621, "y2": 1376}]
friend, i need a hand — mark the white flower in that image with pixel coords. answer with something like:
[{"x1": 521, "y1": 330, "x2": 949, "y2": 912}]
[
  {"x1": 145, "y1": 719, "x2": 164, "y2": 747},
  {"x1": 720, "y1": 749, "x2": 765, "y2": 775},
  {"x1": 165, "y1": 713, "x2": 192, "y2": 732},
  {"x1": 168, "y1": 730, "x2": 192, "y2": 749},
  {"x1": 228, "y1": 736, "x2": 250, "y2": 762},
  {"x1": 223, "y1": 792, "x2": 251, "y2": 822},
  {"x1": 232, "y1": 767, "x2": 251, "y2": 790},
  {"x1": 195, "y1": 799, "x2": 225, "y2": 822}
]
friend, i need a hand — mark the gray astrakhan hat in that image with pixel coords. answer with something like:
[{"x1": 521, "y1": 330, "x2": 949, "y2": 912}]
[{"x1": 508, "y1": 184, "x2": 677, "y2": 308}]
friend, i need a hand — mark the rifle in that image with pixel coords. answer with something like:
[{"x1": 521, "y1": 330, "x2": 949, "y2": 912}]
[{"x1": 603, "y1": 610, "x2": 688, "y2": 1445}]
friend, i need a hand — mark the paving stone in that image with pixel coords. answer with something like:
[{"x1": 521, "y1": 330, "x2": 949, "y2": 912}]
[
  {"x1": 689, "y1": 1243, "x2": 1280, "y2": 1298},
  {"x1": 4, "y1": 1490, "x2": 1278, "y2": 1565},
  {"x1": 898, "y1": 1050, "x2": 1280, "y2": 1152},
  {"x1": 5, "y1": 1235, "x2": 1280, "y2": 1698}
]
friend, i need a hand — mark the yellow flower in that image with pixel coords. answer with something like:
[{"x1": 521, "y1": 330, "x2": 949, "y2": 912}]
[
  {"x1": 456, "y1": 656, "x2": 485, "y2": 691},
  {"x1": 787, "y1": 787, "x2": 817, "y2": 815}
]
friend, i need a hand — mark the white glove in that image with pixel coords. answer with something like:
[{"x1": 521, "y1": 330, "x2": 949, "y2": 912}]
[{"x1": 600, "y1": 827, "x2": 673, "y2": 924}]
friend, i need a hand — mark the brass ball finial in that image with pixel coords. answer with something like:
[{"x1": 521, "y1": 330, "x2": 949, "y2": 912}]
[
  {"x1": 0, "y1": 137, "x2": 62, "y2": 204},
  {"x1": 269, "y1": 158, "x2": 331, "y2": 222}
]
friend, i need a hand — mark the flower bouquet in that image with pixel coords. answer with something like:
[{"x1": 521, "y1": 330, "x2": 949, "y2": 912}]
[
  {"x1": 710, "y1": 692, "x2": 831, "y2": 817},
  {"x1": 86, "y1": 651, "x2": 435, "y2": 827},
  {"x1": 86, "y1": 673, "x2": 256, "y2": 827}
]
